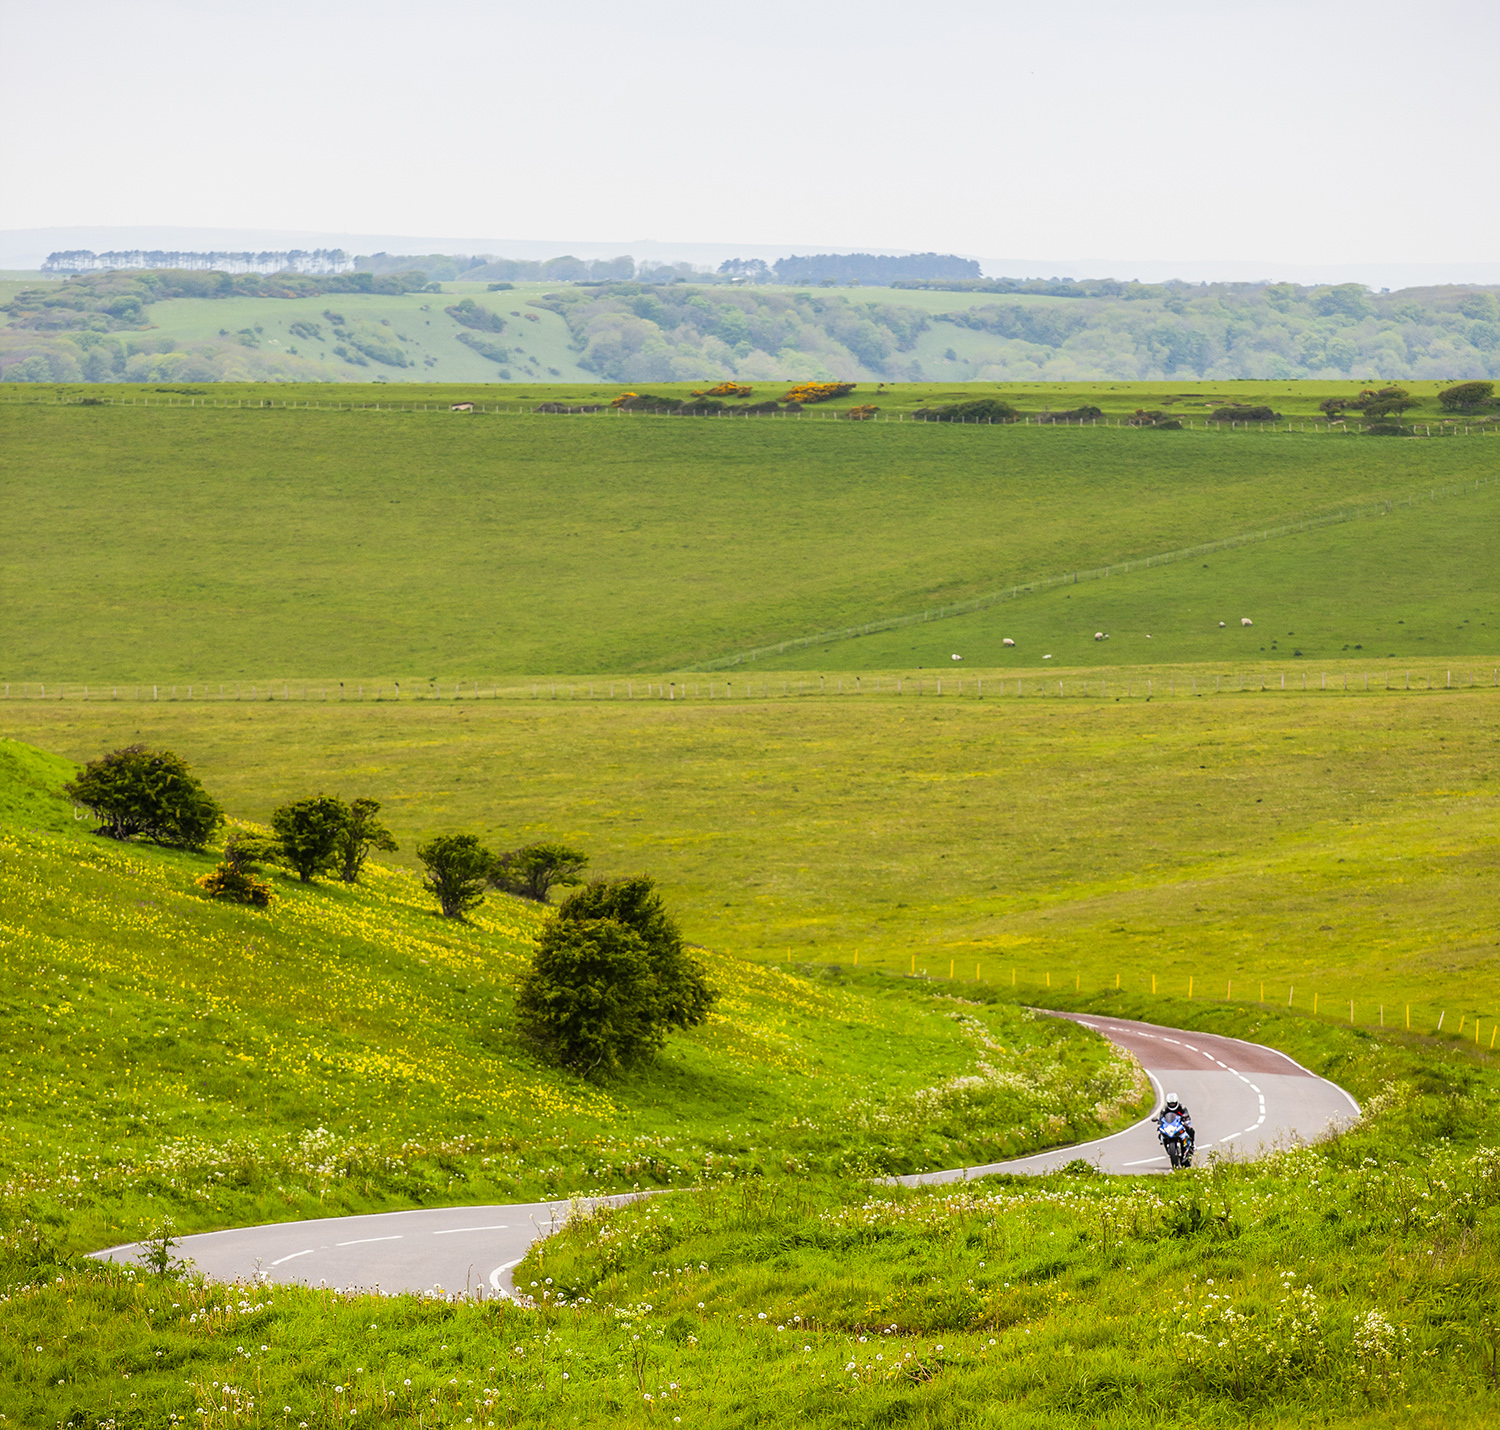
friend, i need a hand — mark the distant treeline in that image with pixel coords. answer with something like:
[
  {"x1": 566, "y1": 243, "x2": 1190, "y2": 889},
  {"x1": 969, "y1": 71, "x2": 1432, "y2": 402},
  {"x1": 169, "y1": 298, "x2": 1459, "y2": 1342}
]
[
  {"x1": 719, "y1": 253, "x2": 982, "y2": 285},
  {"x1": 43, "y1": 249, "x2": 356, "y2": 276}
]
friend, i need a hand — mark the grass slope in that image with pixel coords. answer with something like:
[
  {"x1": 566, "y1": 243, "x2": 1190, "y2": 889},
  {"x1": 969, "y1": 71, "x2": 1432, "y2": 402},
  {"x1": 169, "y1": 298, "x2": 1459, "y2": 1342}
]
[
  {"x1": 3, "y1": 401, "x2": 1497, "y2": 680},
  {"x1": 6, "y1": 681, "x2": 1497, "y2": 1039},
  {"x1": 0, "y1": 737, "x2": 1144, "y2": 1264}
]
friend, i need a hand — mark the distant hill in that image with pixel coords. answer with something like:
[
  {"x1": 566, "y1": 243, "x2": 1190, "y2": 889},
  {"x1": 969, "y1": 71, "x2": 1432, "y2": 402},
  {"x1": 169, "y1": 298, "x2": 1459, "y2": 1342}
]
[{"x1": 4, "y1": 268, "x2": 1500, "y2": 383}]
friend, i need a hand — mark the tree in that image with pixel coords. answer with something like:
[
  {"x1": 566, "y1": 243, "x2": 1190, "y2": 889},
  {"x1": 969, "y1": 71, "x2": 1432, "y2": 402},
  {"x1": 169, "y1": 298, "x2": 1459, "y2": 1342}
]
[
  {"x1": 63, "y1": 745, "x2": 222, "y2": 849},
  {"x1": 1438, "y1": 381, "x2": 1494, "y2": 412},
  {"x1": 490, "y1": 842, "x2": 590, "y2": 902},
  {"x1": 417, "y1": 833, "x2": 494, "y2": 918},
  {"x1": 515, "y1": 917, "x2": 662, "y2": 1074},
  {"x1": 556, "y1": 878, "x2": 716, "y2": 1032},
  {"x1": 334, "y1": 798, "x2": 398, "y2": 884},
  {"x1": 270, "y1": 795, "x2": 349, "y2": 883}
]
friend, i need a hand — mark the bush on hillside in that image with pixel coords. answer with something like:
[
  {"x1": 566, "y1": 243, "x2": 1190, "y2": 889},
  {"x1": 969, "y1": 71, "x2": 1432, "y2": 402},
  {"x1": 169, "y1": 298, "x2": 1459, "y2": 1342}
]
[
  {"x1": 445, "y1": 299, "x2": 507, "y2": 333},
  {"x1": 1347, "y1": 385, "x2": 1408, "y2": 411},
  {"x1": 843, "y1": 404, "x2": 880, "y2": 420},
  {"x1": 335, "y1": 798, "x2": 398, "y2": 884},
  {"x1": 1437, "y1": 380, "x2": 1494, "y2": 412},
  {"x1": 195, "y1": 830, "x2": 277, "y2": 906},
  {"x1": 911, "y1": 398, "x2": 1020, "y2": 423},
  {"x1": 417, "y1": 833, "x2": 494, "y2": 919},
  {"x1": 1036, "y1": 405, "x2": 1104, "y2": 423},
  {"x1": 64, "y1": 745, "x2": 222, "y2": 849},
  {"x1": 557, "y1": 877, "x2": 716, "y2": 1031},
  {"x1": 490, "y1": 842, "x2": 590, "y2": 903},
  {"x1": 514, "y1": 918, "x2": 663, "y2": 1075},
  {"x1": 610, "y1": 392, "x2": 683, "y2": 411},
  {"x1": 271, "y1": 795, "x2": 349, "y2": 883},
  {"x1": 1207, "y1": 404, "x2": 1279, "y2": 422},
  {"x1": 692, "y1": 382, "x2": 752, "y2": 398},
  {"x1": 516, "y1": 876, "x2": 716, "y2": 1075},
  {"x1": 1126, "y1": 409, "x2": 1184, "y2": 429},
  {"x1": 782, "y1": 381, "x2": 855, "y2": 405}
]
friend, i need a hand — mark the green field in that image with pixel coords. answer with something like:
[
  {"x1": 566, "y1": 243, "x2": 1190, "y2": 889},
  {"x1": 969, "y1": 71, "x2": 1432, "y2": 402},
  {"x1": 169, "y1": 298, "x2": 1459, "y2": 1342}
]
[
  {"x1": 6, "y1": 677, "x2": 1497, "y2": 1037},
  {"x1": 5, "y1": 729, "x2": 1500, "y2": 1426},
  {"x1": 3, "y1": 396, "x2": 1497, "y2": 681},
  {"x1": 7, "y1": 373, "x2": 1500, "y2": 1425}
]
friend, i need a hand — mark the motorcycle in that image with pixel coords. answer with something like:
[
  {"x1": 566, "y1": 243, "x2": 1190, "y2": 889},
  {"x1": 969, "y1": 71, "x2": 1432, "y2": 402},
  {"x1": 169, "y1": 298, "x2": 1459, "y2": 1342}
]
[{"x1": 1157, "y1": 1110, "x2": 1195, "y2": 1169}]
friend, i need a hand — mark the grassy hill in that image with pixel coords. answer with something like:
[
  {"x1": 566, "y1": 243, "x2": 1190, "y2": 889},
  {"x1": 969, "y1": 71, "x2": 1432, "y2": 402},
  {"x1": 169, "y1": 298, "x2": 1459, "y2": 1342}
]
[
  {"x1": 0, "y1": 736, "x2": 1144, "y2": 1262},
  {"x1": 4, "y1": 722, "x2": 1500, "y2": 1425},
  {"x1": 3, "y1": 397, "x2": 1497, "y2": 681},
  {"x1": 7, "y1": 673, "x2": 1497, "y2": 1045}
]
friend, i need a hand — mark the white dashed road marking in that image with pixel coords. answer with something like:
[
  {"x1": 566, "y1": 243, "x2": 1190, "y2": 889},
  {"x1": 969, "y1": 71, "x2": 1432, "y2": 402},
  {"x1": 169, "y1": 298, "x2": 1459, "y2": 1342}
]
[
  {"x1": 336, "y1": 1236, "x2": 404, "y2": 1247},
  {"x1": 270, "y1": 1249, "x2": 315, "y2": 1266}
]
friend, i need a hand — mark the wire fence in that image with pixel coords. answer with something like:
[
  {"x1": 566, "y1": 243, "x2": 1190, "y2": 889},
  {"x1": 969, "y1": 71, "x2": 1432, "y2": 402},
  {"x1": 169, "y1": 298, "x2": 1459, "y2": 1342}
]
[
  {"x1": 693, "y1": 471, "x2": 1500, "y2": 670},
  {"x1": 7, "y1": 666, "x2": 1498, "y2": 704}
]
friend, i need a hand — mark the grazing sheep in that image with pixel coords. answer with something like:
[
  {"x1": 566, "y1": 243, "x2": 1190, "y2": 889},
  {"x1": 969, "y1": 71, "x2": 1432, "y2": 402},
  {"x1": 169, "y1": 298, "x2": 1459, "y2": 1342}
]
[
  {"x1": 1219, "y1": 621, "x2": 1226, "y2": 627},
  {"x1": 1003, "y1": 638, "x2": 1015, "y2": 647},
  {"x1": 951, "y1": 653, "x2": 963, "y2": 661},
  {"x1": 1094, "y1": 632, "x2": 1104, "y2": 641},
  {"x1": 1241, "y1": 617, "x2": 1253, "y2": 626}
]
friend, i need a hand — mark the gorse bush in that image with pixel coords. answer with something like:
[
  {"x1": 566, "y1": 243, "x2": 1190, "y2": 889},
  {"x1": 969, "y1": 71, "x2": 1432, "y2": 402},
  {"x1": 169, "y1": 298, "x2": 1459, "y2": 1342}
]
[
  {"x1": 63, "y1": 745, "x2": 222, "y2": 849},
  {"x1": 194, "y1": 829, "x2": 276, "y2": 906}
]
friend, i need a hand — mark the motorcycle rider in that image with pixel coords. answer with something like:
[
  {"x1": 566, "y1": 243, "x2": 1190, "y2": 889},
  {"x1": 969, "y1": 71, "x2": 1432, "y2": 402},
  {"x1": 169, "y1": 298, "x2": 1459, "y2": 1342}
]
[{"x1": 1155, "y1": 1094, "x2": 1195, "y2": 1156}]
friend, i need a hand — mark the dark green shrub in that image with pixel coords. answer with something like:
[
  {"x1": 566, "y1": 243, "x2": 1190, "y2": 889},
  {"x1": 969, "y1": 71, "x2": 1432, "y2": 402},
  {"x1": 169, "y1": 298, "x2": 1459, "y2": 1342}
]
[
  {"x1": 417, "y1": 833, "x2": 494, "y2": 918},
  {"x1": 911, "y1": 399, "x2": 1019, "y2": 423},
  {"x1": 1037, "y1": 405, "x2": 1104, "y2": 423},
  {"x1": 1126, "y1": 410, "x2": 1183, "y2": 429},
  {"x1": 445, "y1": 298, "x2": 507, "y2": 333},
  {"x1": 490, "y1": 842, "x2": 589, "y2": 903},
  {"x1": 1437, "y1": 381, "x2": 1494, "y2": 412},
  {"x1": 195, "y1": 830, "x2": 276, "y2": 906},
  {"x1": 557, "y1": 877, "x2": 716, "y2": 1031},
  {"x1": 271, "y1": 795, "x2": 349, "y2": 883},
  {"x1": 63, "y1": 745, "x2": 222, "y2": 849},
  {"x1": 1207, "y1": 405, "x2": 1279, "y2": 422}
]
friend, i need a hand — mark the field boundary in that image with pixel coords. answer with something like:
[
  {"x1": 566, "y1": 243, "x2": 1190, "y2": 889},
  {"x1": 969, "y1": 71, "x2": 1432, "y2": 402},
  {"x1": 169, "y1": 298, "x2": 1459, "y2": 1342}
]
[
  {"x1": 7, "y1": 665, "x2": 1498, "y2": 704},
  {"x1": 3, "y1": 390, "x2": 1498, "y2": 439},
  {"x1": 689, "y1": 472, "x2": 1500, "y2": 671}
]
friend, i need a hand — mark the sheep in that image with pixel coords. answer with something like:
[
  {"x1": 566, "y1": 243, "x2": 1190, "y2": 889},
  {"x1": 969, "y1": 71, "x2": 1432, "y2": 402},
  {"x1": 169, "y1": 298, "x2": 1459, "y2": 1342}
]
[
  {"x1": 1241, "y1": 617, "x2": 1253, "y2": 627},
  {"x1": 951, "y1": 653, "x2": 963, "y2": 661},
  {"x1": 1003, "y1": 638, "x2": 1015, "y2": 647},
  {"x1": 1219, "y1": 621, "x2": 1226, "y2": 628},
  {"x1": 1094, "y1": 632, "x2": 1104, "y2": 641}
]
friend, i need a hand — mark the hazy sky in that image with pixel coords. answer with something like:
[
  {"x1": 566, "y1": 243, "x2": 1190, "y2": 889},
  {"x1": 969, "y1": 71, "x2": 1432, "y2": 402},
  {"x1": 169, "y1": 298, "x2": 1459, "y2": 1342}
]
[{"x1": 6, "y1": 0, "x2": 1496, "y2": 264}]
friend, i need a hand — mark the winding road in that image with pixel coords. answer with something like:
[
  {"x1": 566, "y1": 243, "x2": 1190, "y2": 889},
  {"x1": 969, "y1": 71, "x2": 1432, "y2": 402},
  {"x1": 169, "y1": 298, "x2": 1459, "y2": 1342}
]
[{"x1": 92, "y1": 1013, "x2": 1358, "y2": 1296}]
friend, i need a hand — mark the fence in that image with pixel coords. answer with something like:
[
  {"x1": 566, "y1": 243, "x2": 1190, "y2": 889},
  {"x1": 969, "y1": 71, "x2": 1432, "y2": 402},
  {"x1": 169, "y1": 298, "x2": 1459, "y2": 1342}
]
[
  {"x1": 7, "y1": 667, "x2": 1498, "y2": 704},
  {"x1": 803, "y1": 959, "x2": 1500, "y2": 1053},
  {"x1": 694, "y1": 472, "x2": 1500, "y2": 670}
]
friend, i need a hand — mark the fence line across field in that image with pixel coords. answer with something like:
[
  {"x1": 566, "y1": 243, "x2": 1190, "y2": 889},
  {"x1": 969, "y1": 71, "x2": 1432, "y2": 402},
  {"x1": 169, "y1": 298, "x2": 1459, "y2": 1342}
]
[
  {"x1": 8, "y1": 667, "x2": 1498, "y2": 704},
  {"x1": 810, "y1": 957, "x2": 1500, "y2": 1054},
  {"x1": 4, "y1": 391, "x2": 1497, "y2": 439}
]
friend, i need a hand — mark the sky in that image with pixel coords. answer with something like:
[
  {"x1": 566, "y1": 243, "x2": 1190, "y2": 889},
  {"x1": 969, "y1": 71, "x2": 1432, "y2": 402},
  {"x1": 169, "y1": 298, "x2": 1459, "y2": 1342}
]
[{"x1": 4, "y1": 0, "x2": 1497, "y2": 271}]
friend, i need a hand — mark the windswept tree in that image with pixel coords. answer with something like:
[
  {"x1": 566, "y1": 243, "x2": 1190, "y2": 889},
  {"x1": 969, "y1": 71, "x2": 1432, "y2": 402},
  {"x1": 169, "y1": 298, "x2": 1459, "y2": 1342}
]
[
  {"x1": 517, "y1": 877, "x2": 716, "y2": 1073},
  {"x1": 270, "y1": 795, "x2": 349, "y2": 883},
  {"x1": 490, "y1": 842, "x2": 589, "y2": 902},
  {"x1": 417, "y1": 833, "x2": 493, "y2": 918},
  {"x1": 334, "y1": 798, "x2": 398, "y2": 884},
  {"x1": 63, "y1": 745, "x2": 222, "y2": 849}
]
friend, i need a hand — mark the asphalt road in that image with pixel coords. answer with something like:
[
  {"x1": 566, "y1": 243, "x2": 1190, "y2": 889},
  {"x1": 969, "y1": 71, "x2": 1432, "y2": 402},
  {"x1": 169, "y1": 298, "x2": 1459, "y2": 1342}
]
[
  {"x1": 897, "y1": 1012, "x2": 1360, "y2": 1186},
  {"x1": 94, "y1": 1013, "x2": 1358, "y2": 1294}
]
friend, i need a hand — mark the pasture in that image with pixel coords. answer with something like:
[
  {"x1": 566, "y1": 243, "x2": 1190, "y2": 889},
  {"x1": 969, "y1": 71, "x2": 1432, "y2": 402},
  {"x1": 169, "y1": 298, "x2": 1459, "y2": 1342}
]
[
  {"x1": 2, "y1": 398, "x2": 1497, "y2": 681},
  {"x1": 8, "y1": 675, "x2": 1497, "y2": 1038}
]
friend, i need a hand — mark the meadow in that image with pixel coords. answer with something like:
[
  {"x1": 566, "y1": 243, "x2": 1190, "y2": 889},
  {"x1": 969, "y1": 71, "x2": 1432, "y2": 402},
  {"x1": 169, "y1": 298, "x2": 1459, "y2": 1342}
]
[
  {"x1": 2, "y1": 397, "x2": 1497, "y2": 680},
  {"x1": 6, "y1": 673, "x2": 1497, "y2": 1042}
]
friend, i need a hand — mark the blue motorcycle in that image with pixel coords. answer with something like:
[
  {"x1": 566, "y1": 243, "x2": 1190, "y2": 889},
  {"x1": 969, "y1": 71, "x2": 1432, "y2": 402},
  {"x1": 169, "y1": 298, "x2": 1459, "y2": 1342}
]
[{"x1": 1156, "y1": 1110, "x2": 1195, "y2": 1169}]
